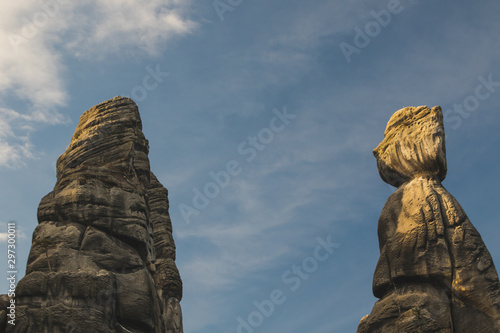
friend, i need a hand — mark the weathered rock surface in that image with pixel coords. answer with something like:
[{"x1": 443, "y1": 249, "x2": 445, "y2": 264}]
[
  {"x1": 358, "y1": 106, "x2": 500, "y2": 332},
  {"x1": 0, "y1": 295, "x2": 9, "y2": 330},
  {"x1": 2, "y1": 97, "x2": 183, "y2": 332}
]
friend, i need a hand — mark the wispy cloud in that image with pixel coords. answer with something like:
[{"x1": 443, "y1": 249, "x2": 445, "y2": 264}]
[
  {"x1": 0, "y1": 0, "x2": 197, "y2": 168},
  {"x1": 0, "y1": 221, "x2": 27, "y2": 243},
  {"x1": 64, "y1": 0, "x2": 198, "y2": 58},
  {"x1": 174, "y1": 115, "x2": 357, "y2": 331},
  {"x1": 0, "y1": 108, "x2": 37, "y2": 167}
]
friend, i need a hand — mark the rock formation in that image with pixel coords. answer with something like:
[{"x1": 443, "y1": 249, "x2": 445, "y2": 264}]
[
  {"x1": 358, "y1": 106, "x2": 500, "y2": 332},
  {"x1": 2, "y1": 97, "x2": 182, "y2": 332}
]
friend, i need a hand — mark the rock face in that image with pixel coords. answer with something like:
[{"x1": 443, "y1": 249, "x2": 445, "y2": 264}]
[
  {"x1": 3, "y1": 97, "x2": 183, "y2": 332},
  {"x1": 358, "y1": 106, "x2": 500, "y2": 332}
]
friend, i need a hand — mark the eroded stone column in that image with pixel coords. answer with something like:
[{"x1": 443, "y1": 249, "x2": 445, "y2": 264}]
[
  {"x1": 3, "y1": 97, "x2": 183, "y2": 333},
  {"x1": 358, "y1": 106, "x2": 500, "y2": 333}
]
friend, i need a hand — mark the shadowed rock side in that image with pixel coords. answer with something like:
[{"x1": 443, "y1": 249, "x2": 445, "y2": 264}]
[
  {"x1": 2, "y1": 97, "x2": 182, "y2": 333},
  {"x1": 358, "y1": 106, "x2": 500, "y2": 333},
  {"x1": 148, "y1": 173, "x2": 183, "y2": 332}
]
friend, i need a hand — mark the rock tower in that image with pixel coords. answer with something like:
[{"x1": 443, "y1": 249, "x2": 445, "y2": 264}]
[
  {"x1": 1, "y1": 97, "x2": 183, "y2": 332},
  {"x1": 358, "y1": 106, "x2": 500, "y2": 332}
]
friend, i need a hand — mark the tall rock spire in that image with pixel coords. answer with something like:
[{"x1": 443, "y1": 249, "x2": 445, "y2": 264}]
[
  {"x1": 358, "y1": 106, "x2": 500, "y2": 332},
  {"x1": 5, "y1": 97, "x2": 183, "y2": 332}
]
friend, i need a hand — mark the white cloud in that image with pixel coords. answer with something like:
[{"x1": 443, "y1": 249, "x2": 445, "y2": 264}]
[
  {"x1": 0, "y1": 221, "x2": 27, "y2": 243},
  {"x1": 0, "y1": 0, "x2": 197, "y2": 168},
  {"x1": 0, "y1": 108, "x2": 37, "y2": 167},
  {"x1": 64, "y1": 0, "x2": 197, "y2": 58}
]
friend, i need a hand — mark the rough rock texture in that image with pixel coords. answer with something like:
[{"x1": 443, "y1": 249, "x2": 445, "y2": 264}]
[
  {"x1": 0, "y1": 295, "x2": 9, "y2": 330},
  {"x1": 2, "y1": 97, "x2": 182, "y2": 332},
  {"x1": 358, "y1": 106, "x2": 500, "y2": 333}
]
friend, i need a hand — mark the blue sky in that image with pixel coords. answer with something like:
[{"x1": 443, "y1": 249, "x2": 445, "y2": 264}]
[{"x1": 1, "y1": 0, "x2": 500, "y2": 332}]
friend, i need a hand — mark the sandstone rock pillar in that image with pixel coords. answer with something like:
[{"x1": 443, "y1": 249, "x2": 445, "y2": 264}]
[
  {"x1": 358, "y1": 106, "x2": 500, "y2": 332},
  {"x1": 3, "y1": 97, "x2": 183, "y2": 333}
]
